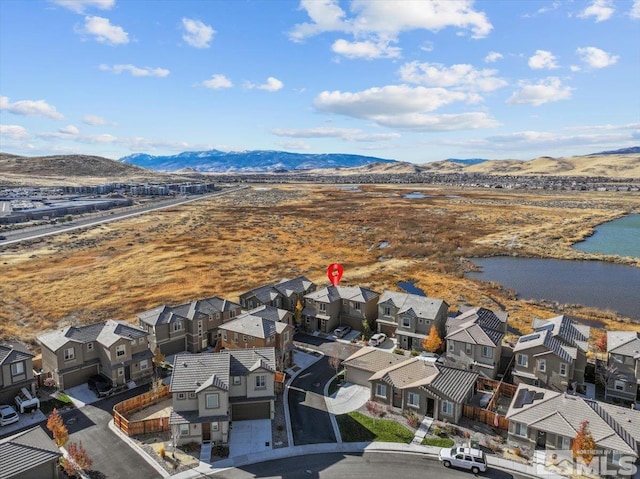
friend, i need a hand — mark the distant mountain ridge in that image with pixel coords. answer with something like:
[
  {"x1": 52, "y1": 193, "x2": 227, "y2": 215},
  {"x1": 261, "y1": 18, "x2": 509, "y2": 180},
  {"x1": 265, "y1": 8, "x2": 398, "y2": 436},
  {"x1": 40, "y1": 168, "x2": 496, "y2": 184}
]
[
  {"x1": 120, "y1": 149, "x2": 396, "y2": 172},
  {"x1": 445, "y1": 158, "x2": 488, "y2": 165},
  {"x1": 589, "y1": 146, "x2": 640, "y2": 156}
]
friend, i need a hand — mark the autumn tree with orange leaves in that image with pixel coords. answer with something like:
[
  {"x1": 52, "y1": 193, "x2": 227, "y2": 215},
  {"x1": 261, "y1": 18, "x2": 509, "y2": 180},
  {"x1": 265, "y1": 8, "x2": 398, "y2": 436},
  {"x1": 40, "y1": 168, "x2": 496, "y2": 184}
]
[
  {"x1": 46, "y1": 408, "x2": 68, "y2": 447},
  {"x1": 571, "y1": 420, "x2": 597, "y2": 466},
  {"x1": 422, "y1": 325, "x2": 443, "y2": 353}
]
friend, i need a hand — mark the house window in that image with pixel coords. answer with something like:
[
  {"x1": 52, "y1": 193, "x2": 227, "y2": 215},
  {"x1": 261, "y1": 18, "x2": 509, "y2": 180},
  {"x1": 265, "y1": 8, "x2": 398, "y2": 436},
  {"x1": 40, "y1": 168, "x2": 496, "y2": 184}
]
[
  {"x1": 560, "y1": 363, "x2": 567, "y2": 376},
  {"x1": 384, "y1": 307, "x2": 391, "y2": 316},
  {"x1": 243, "y1": 335, "x2": 248, "y2": 342},
  {"x1": 557, "y1": 435, "x2": 571, "y2": 449},
  {"x1": 131, "y1": 338, "x2": 137, "y2": 346},
  {"x1": 233, "y1": 333, "x2": 238, "y2": 342},
  {"x1": 229, "y1": 310, "x2": 235, "y2": 318},
  {"x1": 64, "y1": 347, "x2": 75, "y2": 361},
  {"x1": 441, "y1": 401, "x2": 454, "y2": 416},
  {"x1": 211, "y1": 421, "x2": 219, "y2": 432},
  {"x1": 448, "y1": 341, "x2": 454, "y2": 353},
  {"x1": 516, "y1": 354, "x2": 528, "y2": 367},
  {"x1": 177, "y1": 393, "x2": 186, "y2": 400},
  {"x1": 255, "y1": 375, "x2": 266, "y2": 389},
  {"x1": 223, "y1": 331, "x2": 228, "y2": 341},
  {"x1": 418, "y1": 319, "x2": 423, "y2": 324},
  {"x1": 11, "y1": 362, "x2": 25, "y2": 377},
  {"x1": 319, "y1": 303, "x2": 326, "y2": 312},
  {"x1": 538, "y1": 358, "x2": 546, "y2": 372},
  {"x1": 407, "y1": 392, "x2": 419, "y2": 408},
  {"x1": 232, "y1": 376, "x2": 241, "y2": 385},
  {"x1": 353, "y1": 302, "x2": 361, "y2": 311},
  {"x1": 173, "y1": 322, "x2": 183, "y2": 332},
  {"x1": 139, "y1": 359, "x2": 149, "y2": 370},
  {"x1": 188, "y1": 392, "x2": 196, "y2": 399},
  {"x1": 614, "y1": 380, "x2": 626, "y2": 391},
  {"x1": 465, "y1": 343, "x2": 472, "y2": 355},
  {"x1": 514, "y1": 422, "x2": 528, "y2": 438},
  {"x1": 117, "y1": 367, "x2": 124, "y2": 377},
  {"x1": 609, "y1": 450, "x2": 621, "y2": 465},
  {"x1": 283, "y1": 331, "x2": 289, "y2": 343},
  {"x1": 611, "y1": 354, "x2": 623, "y2": 363},
  {"x1": 402, "y1": 317, "x2": 411, "y2": 328},
  {"x1": 198, "y1": 321, "x2": 203, "y2": 332},
  {"x1": 86, "y1": 342, "x2": 94, "y2": 351},
  {"x1": 375, "y1": 384, "x2": 387, "y2": 399},
  {"x1": 179, "y1": 424, "x2": 189, "y2": 436},
  {"x1": 482, "y1": 346, "x2": 492, "y2": 358},
  {"x1": 205, "y1": 393, "x2": 219, "y2": 409},
  {"x1": 116, "y1": 344, "x2": 126, "y2": 357}
]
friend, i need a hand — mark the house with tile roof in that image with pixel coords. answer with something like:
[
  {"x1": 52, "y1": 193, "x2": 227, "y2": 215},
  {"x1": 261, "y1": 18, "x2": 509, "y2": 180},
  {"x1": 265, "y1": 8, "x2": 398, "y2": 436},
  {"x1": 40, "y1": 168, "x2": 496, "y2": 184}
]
[
  {"x1": 169, "y1": 347, "x2": 276, "y2": 446},
  {"x1": 444, "y1": 307, "x2": 507, "y2": 379},
  {"x1": 376, "y1": 291, "x2": 449, "y2": 352},
  {"x1": 137, "y1": 296, "x2": 242, "y2": 355},
  {"x1": 0, "y1": 342, "x2": 35, "y2": 405},
  {"x1": 303, "y1": 285, "x2": 379, "y2": 334},
  {"x1": 218, "y1": 305, "x2": 294, "y2": 369},
  {"x1": 37, "y1": 319, "x2": 152, "y2": 390},
  {"x1": 342, "y1": 348, "x2": 478, "y2": 422},
  {"x1": 239, "y1": 276, "x2": 316, "y2": 313},
  {"x1": 505, "y1": 383, "x2": 640, "y2": 474},
  {"x1": 606, "y1": 331, "x2": 640, "y2": 403},
  {"x1": 0, "y1": 426, "x2": 62, "y2": 479},
  {"x1": 512, "y1": 315, "x2": 589, "y2": 392}
]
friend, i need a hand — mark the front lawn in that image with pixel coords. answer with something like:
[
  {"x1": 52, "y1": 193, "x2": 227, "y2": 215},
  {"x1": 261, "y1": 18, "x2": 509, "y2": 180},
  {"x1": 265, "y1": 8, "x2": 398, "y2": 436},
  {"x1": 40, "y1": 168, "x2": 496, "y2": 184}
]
[
  {"x1": 422, "y1": 437, "x2": 454, "y2": 447},
  {"x1": 336, "y1": 411, "x2": 414, "y2": 443}
]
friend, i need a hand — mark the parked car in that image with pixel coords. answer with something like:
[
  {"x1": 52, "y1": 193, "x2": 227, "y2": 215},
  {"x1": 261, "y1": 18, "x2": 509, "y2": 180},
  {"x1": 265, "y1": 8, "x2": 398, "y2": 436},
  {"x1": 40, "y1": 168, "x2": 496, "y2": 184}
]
[
  {"x1": 0, "y1": 404, "x2": 19, "y2": 427},
  {"x1": 333, "y1": 325, "x2": 352, "y2": 338},
  {"x1": 439, "y1": 446, "x2": 487, "y2": 474},
  {"x1": 88, "y1": 374, "x2": 114, "y2": 398},
  {"x1": 0, "y1": 235, "x2": 7, "y2": 240},
  {"x1": 368, "y1": 332, "x2": 387, "y2": 347}
]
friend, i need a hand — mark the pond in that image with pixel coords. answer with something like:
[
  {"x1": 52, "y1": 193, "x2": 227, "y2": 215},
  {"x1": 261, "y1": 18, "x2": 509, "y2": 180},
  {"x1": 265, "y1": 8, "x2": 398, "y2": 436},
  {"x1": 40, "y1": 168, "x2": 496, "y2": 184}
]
[
  {"x1": 466, "y1": 256, "x2": 640, "y2": 320},
  {"x1": 573, "y1": 214, "x2": 640, "y2": 258}
]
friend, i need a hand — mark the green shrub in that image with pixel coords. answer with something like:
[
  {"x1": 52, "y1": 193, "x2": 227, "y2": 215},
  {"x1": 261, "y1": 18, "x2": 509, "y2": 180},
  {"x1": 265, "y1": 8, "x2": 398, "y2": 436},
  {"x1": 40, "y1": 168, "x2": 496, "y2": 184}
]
[
  {"x1": 393, "y1": 348, "x2": 405, "y2": 355},
  {"x1": 410, "y1": 349, "x2": 420, "y2": 356}
]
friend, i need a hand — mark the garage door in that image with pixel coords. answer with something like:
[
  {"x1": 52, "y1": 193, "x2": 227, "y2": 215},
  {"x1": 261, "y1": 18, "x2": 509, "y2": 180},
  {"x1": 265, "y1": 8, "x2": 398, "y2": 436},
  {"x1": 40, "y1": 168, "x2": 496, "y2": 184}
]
[
  {"x1": 62, "y1": 364, "x2": 99, "y2": 389},
  {"x1": 160, "y1": 338, "x2": 186, "y2": 356},
  {"x1": 232, "y1": 401, "x2": 270, "y2": 421},
  {"x1": 345, "y1": 366, "x2": 373, "y2": 388}
]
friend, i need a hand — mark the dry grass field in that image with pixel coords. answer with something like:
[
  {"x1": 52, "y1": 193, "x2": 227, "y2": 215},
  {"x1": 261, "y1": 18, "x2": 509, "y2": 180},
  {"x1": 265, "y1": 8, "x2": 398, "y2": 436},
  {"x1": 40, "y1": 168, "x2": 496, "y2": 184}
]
[{"x1": 2, "y1": 184, "x2": 640, "y2": 346}]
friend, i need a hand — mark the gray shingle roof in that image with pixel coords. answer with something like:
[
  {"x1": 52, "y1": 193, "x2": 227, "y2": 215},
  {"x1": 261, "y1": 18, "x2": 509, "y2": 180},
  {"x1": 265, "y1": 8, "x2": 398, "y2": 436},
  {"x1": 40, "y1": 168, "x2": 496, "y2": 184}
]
[
  {"x1": 532, "y1": 315, "x2": 589, "y2": 352},
  {"x1": 246, "y1": 305, "x2": 291, "y2": 323},
  {"x1": 218, "y1": 311, "x2": 290, "y2": 339},
  {"x1": 274, "y1": 276, "x2": 315, "y2": 297},
  {"x1": 513, "y1": 329, "x2": 576, "y2": 362},
  {"x1": 378, "y1": 291, "x2": 447, "y2": 320},
  {"x1": 0, "y1": 426, "x2": 62, "y2": 479},
  {"x1": 0, "y1": 344, "x2": 34, "y2": 365},
  {"x1": 246, "y1": 284, "x2": 282, "y2": 304},
  {"x1": 607, "y1": 331, "x2": 640, "y2": 357},
  {"x1": 446, "y1": 308, "x2": 506, "y2": 347},
  {"x1": 342, "y1": 347, "x2": 407, "y2": 372},
  {"x1": 370, "y1": 357, "x2": 439, "y2": 389},
  {"x1": 37, "y1": 319, "x2": 147, "y2": 351},
  {"x1": 137, "y1": 304, "x2": 187, "y2": 326},
  {"x1": 428, "y1": 366, "x2": 479, "y2": 403},
  {"x1": 306, "y1": 285, "x2": 379, "y2": 303},
  {"x1": 505, "y1": 383, "x2": 640, "y2": 457}
]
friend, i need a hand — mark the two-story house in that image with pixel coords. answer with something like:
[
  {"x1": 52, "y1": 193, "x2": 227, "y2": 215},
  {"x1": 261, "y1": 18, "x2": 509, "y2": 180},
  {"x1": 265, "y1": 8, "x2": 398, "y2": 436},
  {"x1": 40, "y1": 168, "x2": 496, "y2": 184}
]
[
  {"x1": 137, "y1": 296, "x2": 242, "y2": 355},
  {"x1": 38, "y1": 320, "x2": 153, "y2": 390},
  {"x1": 0, "y1": 342, "x2": 35, "y2": 404},
  {"x1": 169, "y1": 347, "x2": 276, "y2": 446},
  {"x1": 343, "y1": 348, "x2": 478, "y2": 423},
  {"x1": 239, "y1": 276, "x2": 316, "y2": 312},
  {"x1": 376, "y1": 291, "x2": 449, "y2": 351},
  {"x1": 444, "y1": 307, "x2": 507, "y2": 379},
  {"x1": 303, "y1": 285, "x2": 379, "y2": 334},
  {"x1": 506, "y1": 383, "x2": 640, "y2": 475},
  {"x1": 512, "y1": 315, "x2": 589, "y2": 392},
  {"x1": 606, "y1": 331, "x2": 640, "y2": 403},
  {"x1": 218, "y1": 306, "x2": 294, "y2": 369}
]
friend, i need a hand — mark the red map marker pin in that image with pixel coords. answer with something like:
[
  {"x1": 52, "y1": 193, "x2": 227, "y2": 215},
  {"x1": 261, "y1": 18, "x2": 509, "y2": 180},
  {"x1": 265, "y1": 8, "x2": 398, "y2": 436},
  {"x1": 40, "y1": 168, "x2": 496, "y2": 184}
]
[{"x1": 327, "y1": 263, "x2": 344, "y2": 286}]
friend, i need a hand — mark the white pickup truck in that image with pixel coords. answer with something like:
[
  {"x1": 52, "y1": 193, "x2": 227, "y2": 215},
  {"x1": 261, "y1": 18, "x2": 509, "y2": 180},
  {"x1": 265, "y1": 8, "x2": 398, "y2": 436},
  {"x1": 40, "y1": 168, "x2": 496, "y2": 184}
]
[{"x1": 15, "y1": 387, "x2": 40, "y2": 413}]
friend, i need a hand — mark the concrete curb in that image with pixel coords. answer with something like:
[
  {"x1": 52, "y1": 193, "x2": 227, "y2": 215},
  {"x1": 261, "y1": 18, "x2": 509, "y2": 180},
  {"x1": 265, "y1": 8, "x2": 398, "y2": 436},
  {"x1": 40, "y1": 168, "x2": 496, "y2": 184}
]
[
  {"x1": 323, "y1": 372, "x2": 342, "y2": 444},
  {"x1": 108, "y1": 419, "x2": 171, "y2": 478}
]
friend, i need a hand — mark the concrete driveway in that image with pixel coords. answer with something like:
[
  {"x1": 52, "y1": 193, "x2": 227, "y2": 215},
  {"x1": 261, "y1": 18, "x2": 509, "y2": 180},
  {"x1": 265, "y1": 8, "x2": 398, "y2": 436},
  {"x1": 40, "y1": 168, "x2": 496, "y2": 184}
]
[
  {"x1": 229, "y1": 419, "x2": 273, "y2": 457},
  {"x1": 325, "y1": 382, "x2": 370, "y2": 415},
  {"x1": 63, "y1": 383, "x2": 99, "y2": 408}
]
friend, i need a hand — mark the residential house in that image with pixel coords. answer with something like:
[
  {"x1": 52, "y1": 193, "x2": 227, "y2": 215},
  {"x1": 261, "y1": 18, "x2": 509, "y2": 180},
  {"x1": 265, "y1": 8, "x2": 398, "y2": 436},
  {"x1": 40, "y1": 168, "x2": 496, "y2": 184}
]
[
  {"x1": 239, "y1": 276, "x2": 316, "y2": 313},
  {"x1": 137, "y1": 296, "x2": 242, "y2": 355},
  {"x1": 512, "y1": 315, "x2": 589, "y2": 392},
  {"x1": 506, "y1": 383, "x2": 640, "y2": 474},
  {"x1": 38, "y1": 320, "x2": 153, "y2": 390},
  {"x1": 0, "y1": 426, "x2": 63, "y2": 479},
  {"x1": 606, "y1": 331, "x2": 640, "y2": 403},
  {"x1": 169, "y1": 347, "x2": 276, "y2": 446},
  {"x1": 0, "y1": 342, "x2": 35, "y2": 404},
  {"x1": 444, "y1": 307, "x2": 507, "y2": 379},
  {"x1": 303, "y1": 285, "x2": 379, "y2": 333},
  {"x1": 376, "y1": 291, "x2": 449, "y2": 351},
  {"x1": 342, "y1": 348, "x2": 478, "y2": 423},
  {"x1": 218, "y1": 305, "x2": 294, "y2": 369}
]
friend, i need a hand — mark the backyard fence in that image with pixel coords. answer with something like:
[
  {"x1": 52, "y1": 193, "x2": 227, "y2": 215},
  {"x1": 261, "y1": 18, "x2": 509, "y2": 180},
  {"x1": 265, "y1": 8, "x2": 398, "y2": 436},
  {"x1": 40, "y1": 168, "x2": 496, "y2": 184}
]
[
  {"x1": 113, "y1": 384, "x2": 171, "y2": 436},
  {"x1": 463, "y1": 404, "x2": 510, "y2": 430}
]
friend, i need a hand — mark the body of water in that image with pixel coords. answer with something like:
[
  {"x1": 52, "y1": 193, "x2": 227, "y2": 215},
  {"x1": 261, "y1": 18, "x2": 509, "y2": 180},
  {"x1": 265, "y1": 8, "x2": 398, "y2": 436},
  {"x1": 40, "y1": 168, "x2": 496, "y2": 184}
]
[
  {"x1": 573, "y1": 214, "x2": 640, "y2": 258},
  {"x1": 466, "y1": 257, "x2": 640, "y2": 320}
]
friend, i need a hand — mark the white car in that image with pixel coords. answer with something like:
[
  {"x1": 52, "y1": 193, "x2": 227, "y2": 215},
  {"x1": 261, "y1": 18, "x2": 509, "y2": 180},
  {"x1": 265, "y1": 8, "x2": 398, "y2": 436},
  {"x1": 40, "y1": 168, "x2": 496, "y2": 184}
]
[
  {"x1": 368, "y1": 332, "x2": 387, "y2": 347},
  {"x1": 0, "y1": 404, "x2": 19, "y2": 427},
  {"x1": 333, "y1": 326, "x2": 352, "y2": 338},
  {"x1": 439, "y1": 446, "x2": 487, "y2": 474}
]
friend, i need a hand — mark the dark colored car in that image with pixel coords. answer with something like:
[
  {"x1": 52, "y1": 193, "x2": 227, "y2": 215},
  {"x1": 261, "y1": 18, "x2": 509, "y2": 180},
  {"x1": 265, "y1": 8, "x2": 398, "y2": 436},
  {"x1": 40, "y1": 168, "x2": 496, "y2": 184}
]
[
  {"x1": 0, "y1": 235, "x2": 7, "y2": 240},
  {"x1": 87, "y1": 374, "x2": 113, "y2": 397}
]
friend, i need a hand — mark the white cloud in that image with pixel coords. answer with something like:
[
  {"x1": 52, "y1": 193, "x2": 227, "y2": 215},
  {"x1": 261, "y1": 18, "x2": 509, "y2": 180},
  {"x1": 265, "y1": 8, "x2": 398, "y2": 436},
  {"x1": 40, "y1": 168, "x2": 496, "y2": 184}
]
[
  {"x1": 399, "y1": 61, "x2": 507, "y2": 92},
  {"x1": 506, "y1": 77, "x2": 573, "y2": 106},
  {"x1": 59, "y1": 125, "x2": 79, "y2": 135},
  {"x1": 528, "y1": 50, "x2": 558, "y2": 70},
  {"x1": 49, "y1": 0, "x2": 114, "y2": 14},
  {"x1": 99, "y1": 64, "x2": 170, "y2": 77},
  {"x1": 0, "y1": 124, "x2": 29, "y2": 140},
  {"x1": 201, "y1": 74, "x2": 233, "y2": 89},
  {"x1": 331, "y1": 38, "x2": 401, "y2": 59},
  {"x1": 579, "y1": 0, "x2": 615, "y2": 22},
  {"x1": 271, "y1": 126, "x2": 400, "y2": 142},
  {"x1": 83, "y1": 114, "x2": 113, "y2": 125},
  {"x1": 374, "y1": 112, "x2": 501, "y2": 131},
  {"x1": 630, "y1": 0, "x2": 640, "y2": 19},
  {"x1": 290, "y1": 0, "x2": 492, "y2": 59},
  {"x1": 485, "y1": 51, "x2": 503, "y2": 63},
  {"x1": 0, "y1": 96, "x2": 64, "y2": 119},
  {"x1": 576, "y1": 46, "x2": 619, "y2": 68},
  {"x1": 181, "y1": 18, "x2": 215, "y2": 48},
  {"x1": 245, "y1": 77, "x2": 284, "y2": 92},
  {"x1": 79, "y1": 15, "x2": 129, "y2": 45}
]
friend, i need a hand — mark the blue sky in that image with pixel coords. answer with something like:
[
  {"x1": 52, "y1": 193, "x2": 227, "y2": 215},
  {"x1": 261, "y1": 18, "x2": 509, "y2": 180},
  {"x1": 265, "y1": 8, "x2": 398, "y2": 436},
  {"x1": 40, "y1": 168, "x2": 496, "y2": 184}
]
[{"x1": 1, "y1": 0, "x2": 639, "y2": 164}]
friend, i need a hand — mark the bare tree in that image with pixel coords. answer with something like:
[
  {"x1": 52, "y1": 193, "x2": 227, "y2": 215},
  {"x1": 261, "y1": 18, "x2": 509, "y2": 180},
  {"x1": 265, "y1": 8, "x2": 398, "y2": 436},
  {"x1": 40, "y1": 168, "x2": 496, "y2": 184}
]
[{"x1": 596, "y1": 361, "x2": 619, "y2": 400}]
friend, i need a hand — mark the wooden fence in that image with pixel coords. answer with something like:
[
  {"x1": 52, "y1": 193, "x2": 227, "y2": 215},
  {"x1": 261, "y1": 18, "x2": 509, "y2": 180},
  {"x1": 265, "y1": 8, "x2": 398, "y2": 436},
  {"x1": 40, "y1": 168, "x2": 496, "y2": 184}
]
[
  {"x1": 463, "y1": 404, "x2": 510, "y2": 430},
  {"x1": 113, "y1": 384, "x2": 172, "y2": 437}
]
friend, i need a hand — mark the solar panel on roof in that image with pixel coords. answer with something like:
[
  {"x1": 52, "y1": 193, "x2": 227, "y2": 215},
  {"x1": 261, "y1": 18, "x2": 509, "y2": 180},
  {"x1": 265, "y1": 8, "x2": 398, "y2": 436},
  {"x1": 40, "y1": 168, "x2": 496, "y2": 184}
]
[
  {"x1": 536, "y1": 323, "x2": 555, "y2": 332},
  {"x1": 519, "y1": 333, "x2": 540, "y2": 342}
]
